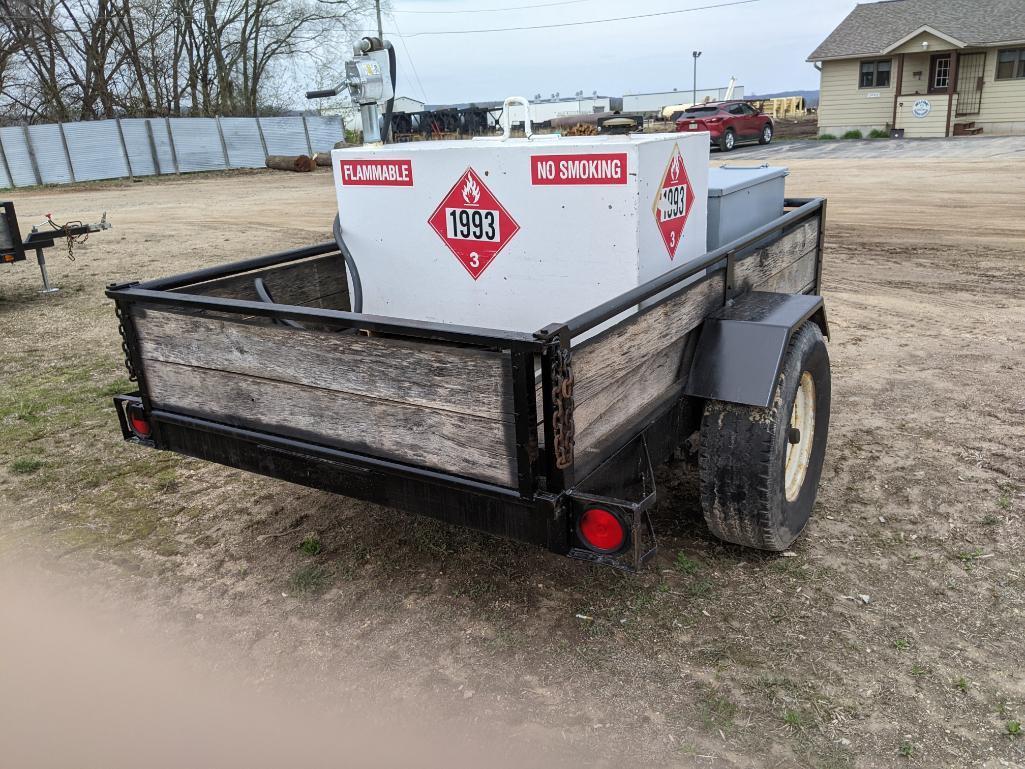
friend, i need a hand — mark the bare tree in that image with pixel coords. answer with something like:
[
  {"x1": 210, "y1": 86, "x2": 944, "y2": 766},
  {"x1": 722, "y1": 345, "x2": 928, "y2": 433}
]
[{"x1": 0, "y1": 0, "x2": 371, "y2": 123}]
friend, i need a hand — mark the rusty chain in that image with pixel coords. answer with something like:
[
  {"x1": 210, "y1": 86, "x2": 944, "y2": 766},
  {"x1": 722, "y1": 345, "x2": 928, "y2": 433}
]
[
  {"x1": 113, "y1": 302, "x2": 138, "y2": 382},
  {"x1": 551, "y1": 347, "x2": 575, "y2": 470},
  {"x1": 45, "y1": 214, "x2": 88, "y2": 261}
]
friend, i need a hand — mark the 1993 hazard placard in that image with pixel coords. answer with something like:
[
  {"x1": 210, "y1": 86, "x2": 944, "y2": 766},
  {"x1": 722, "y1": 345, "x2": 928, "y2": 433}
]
[
  {"x1": 428, "y1": 167, "x2": 520, "y2": 280},
  {"x1": 652, "y1": 144, "x2": 695, "y2": 260}
]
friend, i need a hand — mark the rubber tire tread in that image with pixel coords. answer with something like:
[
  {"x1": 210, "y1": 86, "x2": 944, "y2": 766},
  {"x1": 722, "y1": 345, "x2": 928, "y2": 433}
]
[{"x1": 698, "y1": 321, "x2": 830, "y2": 551}]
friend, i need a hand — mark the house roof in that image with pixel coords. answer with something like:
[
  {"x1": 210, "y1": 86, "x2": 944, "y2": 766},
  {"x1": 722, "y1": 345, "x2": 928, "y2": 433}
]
[{"x1": 808, "y1": 0, "x2": 1025, "y2": 61}]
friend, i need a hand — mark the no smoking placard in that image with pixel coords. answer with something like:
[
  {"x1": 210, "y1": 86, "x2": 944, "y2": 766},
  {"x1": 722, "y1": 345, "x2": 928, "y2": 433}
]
[
  {"x1": 652, "y1": 144, "x2": 695, "y2": 260},
  {"x1": 428, "y1": 168, "x2": 520, "y2": 280}
]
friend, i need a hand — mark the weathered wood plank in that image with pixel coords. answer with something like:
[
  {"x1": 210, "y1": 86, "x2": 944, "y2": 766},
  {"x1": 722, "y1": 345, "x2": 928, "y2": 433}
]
[
  {"x1": 144, "y1": 360, "x2": 517, "y2": 486},
  {"x1": 574, "y1": 333, "x2": 692, "y2": 458},
  {"x1": 174, "y1": 254, "x2": 349, "y2": 310},
  {"x1": 569, "y1": 220, "x2": 819, "y2": 461},
  {"x1": 754, "y1": 250, "x2": 817, "y2": 295},
  {"x1": 732, "y1": 219, "x2": 818, "y2": 293},
  {"x1": 571, "y1": 273, "x2": 724, "y2": 403},
  {"x1": 133, "y1": 308, "x2": 513, "y2": 420}
]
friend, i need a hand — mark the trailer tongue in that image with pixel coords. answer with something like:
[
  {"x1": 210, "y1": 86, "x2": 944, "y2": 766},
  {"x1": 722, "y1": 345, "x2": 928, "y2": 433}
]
[{"x1": 107, "y1": 39, "x2": 831, "y2": 571}]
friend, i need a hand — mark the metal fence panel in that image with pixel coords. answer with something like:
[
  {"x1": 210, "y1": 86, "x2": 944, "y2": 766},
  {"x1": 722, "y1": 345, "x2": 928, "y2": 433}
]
[
  {"x1": 63, "y1": 120, "x2": 129, "y2": 181},
  {"x1": 0, "y1": 147, "x2": 10, "y2": 189},
  {"x1": 118, "y1": 118, "x2": 158, "y2": 177},
  {"x1": 0, "y1": 127, "x2": 38, "y2": 187},
  {"x1": 305, "y1": 116, "x2": 344, "y2": 154},
  {"x1": 28, "y1": 123, "x2": 73, "y2": 184},
  {"x1": 219, "y1": 117, "x2": 265, "y2": 168},
  {"x1": 259, "y1": 117, "x2": 309, "y2": 156},
  {"x1": 168, "y1": 118, "x2": 226, "y2": 173},
  {"x1": 148, "y1": 120, "x2": 177, "y2": 175}
]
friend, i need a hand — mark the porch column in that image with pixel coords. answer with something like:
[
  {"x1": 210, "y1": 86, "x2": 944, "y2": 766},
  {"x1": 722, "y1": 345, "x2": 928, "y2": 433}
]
[
  {"x1": 945, "y1": 51, "x2": 960, "y2": 137},
  {"x1": 892, "y1": 53, "x2": 905, "y2": 130}
]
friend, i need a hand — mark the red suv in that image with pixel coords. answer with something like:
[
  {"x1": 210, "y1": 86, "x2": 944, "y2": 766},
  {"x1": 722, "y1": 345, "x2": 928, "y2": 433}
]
[{"x1": 675, "y1": 101, "x2": 774, "y2": 152}]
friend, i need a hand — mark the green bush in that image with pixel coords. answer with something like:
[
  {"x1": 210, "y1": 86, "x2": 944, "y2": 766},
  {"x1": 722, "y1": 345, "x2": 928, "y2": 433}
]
[
  {"x1": 818, "y1": 133, "x2": 837, "y2": 141},
  {"x1": 868, "y1": 129, "x2": 890, "y2": 139},
  {"x1": 842, "y1": 129, "x2": 864, "y2": 140}
]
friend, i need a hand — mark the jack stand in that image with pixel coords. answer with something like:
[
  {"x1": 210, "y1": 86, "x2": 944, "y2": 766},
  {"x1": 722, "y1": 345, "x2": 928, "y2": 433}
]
[{"x1": 36, "y1": 248, "x2": 59, "y2": 294}]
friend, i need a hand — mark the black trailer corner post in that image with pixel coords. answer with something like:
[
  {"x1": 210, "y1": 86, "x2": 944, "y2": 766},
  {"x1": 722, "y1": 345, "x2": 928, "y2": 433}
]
[{"x1": 108, "y1": 197, "x2": 828, "y2": 571}]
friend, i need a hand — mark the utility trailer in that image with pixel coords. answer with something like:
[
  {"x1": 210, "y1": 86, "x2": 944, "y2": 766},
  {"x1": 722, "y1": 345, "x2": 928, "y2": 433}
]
[{"x1": 107, "y1": 197, "x2": 829, "y2": 571}]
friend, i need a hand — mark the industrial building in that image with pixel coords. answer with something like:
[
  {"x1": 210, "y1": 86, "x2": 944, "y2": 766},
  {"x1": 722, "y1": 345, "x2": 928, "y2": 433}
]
[{"x1": 623, "y1": 85, "x2": 746, "y2": 114}]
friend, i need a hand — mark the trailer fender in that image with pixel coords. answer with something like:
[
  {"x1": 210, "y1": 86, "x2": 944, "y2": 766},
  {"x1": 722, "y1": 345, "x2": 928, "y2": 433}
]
[{"x1": 684, "y1": 291, "x2": 828, "y2": 409}]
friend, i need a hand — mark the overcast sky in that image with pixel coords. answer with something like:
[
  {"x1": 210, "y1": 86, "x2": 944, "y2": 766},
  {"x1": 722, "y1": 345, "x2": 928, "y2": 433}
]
[{"x1": 367, "y1": 0, "x2": 859, "y2": 104}]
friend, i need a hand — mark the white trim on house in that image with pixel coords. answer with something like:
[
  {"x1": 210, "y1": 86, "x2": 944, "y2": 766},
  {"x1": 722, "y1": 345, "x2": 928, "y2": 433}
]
[{"x1": 880, "y1": 25, "x2": 967, "y2": 53}]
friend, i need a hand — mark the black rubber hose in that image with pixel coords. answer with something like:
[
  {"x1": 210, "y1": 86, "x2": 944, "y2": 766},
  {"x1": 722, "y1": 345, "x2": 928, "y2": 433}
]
[
  {"x1": 382, "y1": 41, "x2": 397, "y2": 143},
  {"x1": 333, "y1": 213, "x2": 363, "y2": 313}
]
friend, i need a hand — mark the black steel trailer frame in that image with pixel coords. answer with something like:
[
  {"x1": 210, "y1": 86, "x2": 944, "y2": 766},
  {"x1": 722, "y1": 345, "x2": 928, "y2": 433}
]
[{"x1": 108, "y1": 197, "x2": 827, "y2": 570}]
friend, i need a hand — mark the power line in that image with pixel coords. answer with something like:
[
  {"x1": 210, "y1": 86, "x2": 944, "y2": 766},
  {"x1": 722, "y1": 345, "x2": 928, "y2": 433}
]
[
  {"x1": 372, "y1": 0, "x2": 762, "y2": 37},
  {"x1": 388, "y1": 12, "x2": 429, "y2": 103},
  {"x1": 394, "y1": 0, "x2": 595, "y2": 14}
]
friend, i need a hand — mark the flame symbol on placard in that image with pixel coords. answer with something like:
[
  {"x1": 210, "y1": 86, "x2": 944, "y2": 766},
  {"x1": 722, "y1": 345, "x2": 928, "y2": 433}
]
[
  {"x1": 461, "y1": 174, "x2": 481, "y2": 205},
  {"x1": 669, "y1": 153, "x2": 681, "y2": 182}
]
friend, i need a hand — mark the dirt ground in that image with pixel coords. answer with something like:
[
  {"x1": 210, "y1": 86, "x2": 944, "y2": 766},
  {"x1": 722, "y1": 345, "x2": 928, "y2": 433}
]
[{"x1": 1, "y1": 153, "x2": 1023, "y2": 768}]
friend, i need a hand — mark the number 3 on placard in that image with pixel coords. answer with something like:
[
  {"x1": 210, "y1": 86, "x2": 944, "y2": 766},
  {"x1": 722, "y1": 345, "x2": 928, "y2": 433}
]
[
  {"x1": 669, "y1": 231, "x2": 676, "y2": 249},
  {"x1": 469, "y1": 252, "x2": 480, "y2": 268}
]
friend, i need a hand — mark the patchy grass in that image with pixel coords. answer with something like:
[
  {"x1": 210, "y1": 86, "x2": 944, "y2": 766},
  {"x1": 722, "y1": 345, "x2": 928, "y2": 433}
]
[
  {"x1": 699, "y1": 691, "x2": 738, "y2": 731},
  {"x1": 299, "y1": 533, "x2": 322, "y2": 556},
  {"x1": 674, "y1": 552, "x2": 701, "y2": 574},
  {"x1": 289, "y1": 565, "x2": 330, "y2": 595},
  {"x1": 9, "y1": 457, "x2": 44, "y2": 474},
  {"x1": 783, "y1": 709, "x2": 805, "y2": 729},
  {"x1": 894, "y1": 637, "x2": 911, "y2": 651},
  {"x1": 1007, "y1": 721, "x2": 1021, "y2": 737},
  {"x1": 842, "y1": 129, "x2": 864, "y2": 140},
  {"x1": 957, "y1": 548, "x2": 985, "y2": 571},
  {"x1": 899, "y1": 741, "x2": 915, "y2": 758}
]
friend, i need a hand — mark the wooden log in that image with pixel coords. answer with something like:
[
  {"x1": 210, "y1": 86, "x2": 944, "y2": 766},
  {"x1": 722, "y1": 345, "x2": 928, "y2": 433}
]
[
  {"x1": 312, "y1": 153, "x2": 333, "y2": 167},
  {"x1": 265, "y1": 154, "x2": 314, "y2": 172}
]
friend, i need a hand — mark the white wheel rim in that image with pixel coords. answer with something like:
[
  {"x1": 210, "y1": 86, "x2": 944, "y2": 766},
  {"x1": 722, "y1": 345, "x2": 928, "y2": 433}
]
[
  {"x1": 764, "y1": 127, "x2": 772, "y2": 141},
  {"x1": 784, "y1": 371, "x2": 816, "y2": 502},
  {"x1": 726, "y1": 133, "x2": 734, "y2": 149}
]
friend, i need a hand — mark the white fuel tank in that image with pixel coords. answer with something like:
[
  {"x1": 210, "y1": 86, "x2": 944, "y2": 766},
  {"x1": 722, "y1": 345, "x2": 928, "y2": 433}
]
[{"x1": 332, "y1": 133, "x2": 709, "y2": 334}]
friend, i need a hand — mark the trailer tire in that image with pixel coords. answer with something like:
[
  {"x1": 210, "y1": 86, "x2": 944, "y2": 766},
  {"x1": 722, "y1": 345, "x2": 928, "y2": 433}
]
[{"x1": 698, "y1": 322, "x2": 830, "y2": 551}]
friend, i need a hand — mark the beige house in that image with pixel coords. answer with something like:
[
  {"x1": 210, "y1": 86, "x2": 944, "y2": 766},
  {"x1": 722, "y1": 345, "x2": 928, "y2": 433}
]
[{"x1": 809, "y1": 0, "x2": 1025, "y2": 138}]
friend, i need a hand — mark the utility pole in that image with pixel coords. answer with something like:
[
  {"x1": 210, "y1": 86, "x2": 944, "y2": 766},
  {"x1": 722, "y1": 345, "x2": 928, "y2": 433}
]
[
  {"x1": 692, "y1": 51, "x2": 702, "y2": 105},
  {"x1": 376, "y1": 0, "x2": 383, "y2": 38}
]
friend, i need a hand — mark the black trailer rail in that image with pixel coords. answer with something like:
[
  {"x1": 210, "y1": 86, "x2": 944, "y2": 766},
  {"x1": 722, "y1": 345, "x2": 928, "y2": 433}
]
[{"x1": 108, "y1": 197, "x2": 827, "y2": 570}]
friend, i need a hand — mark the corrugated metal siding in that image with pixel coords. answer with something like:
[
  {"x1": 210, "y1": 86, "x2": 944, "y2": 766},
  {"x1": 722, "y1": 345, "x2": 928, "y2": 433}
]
[
  {"x1": 0, "y1": 127, "x2": 39, "y2": 187},
  {"x1": 149, "y1": 119, "x2": 178, "y2": 174},
  {"x1": 28, "y1": 124, "x2": 73, "y2": 184},
  {"x1": 63, "y1": 120, "x2": 129, "y2": 181},
  {"x1": 0, "y1": 147, "x2": 11, "y2": 189},
  {"x1": 168, "y1": 118, "x2": 226, "y2": 173},
  {"x1": 118, "y1": 119, "x2": 158, "y2": 176},
  {"x1": 219, "y1": 118, "x2": 265, "y2": 168},
  {"x1": 259, "y1": 117, "x2": 309, "y2": 156},
  {"x1": 305, "y1": 116, "x2": 344, "y2": 153}
]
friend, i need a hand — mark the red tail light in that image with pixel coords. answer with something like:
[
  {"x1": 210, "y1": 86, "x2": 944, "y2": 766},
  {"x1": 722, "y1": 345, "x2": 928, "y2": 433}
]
[
  {"x1": 577, "y1": 508, "x2": 627, "y2": 553},
  {"x1": 127, "y1": 407, "x2": 151, "y2": 438}
]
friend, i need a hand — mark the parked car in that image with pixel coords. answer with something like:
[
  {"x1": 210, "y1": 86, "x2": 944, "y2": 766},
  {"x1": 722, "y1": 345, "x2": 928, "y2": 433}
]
[{"x1": 675, "y1": 101, "x2": 774, "y2": 152}]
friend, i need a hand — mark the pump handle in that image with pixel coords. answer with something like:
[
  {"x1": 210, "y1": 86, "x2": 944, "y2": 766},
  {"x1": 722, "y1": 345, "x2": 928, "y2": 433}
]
[{"x1": 306, "y1": 88, "x2": 338, "y2": 99}]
